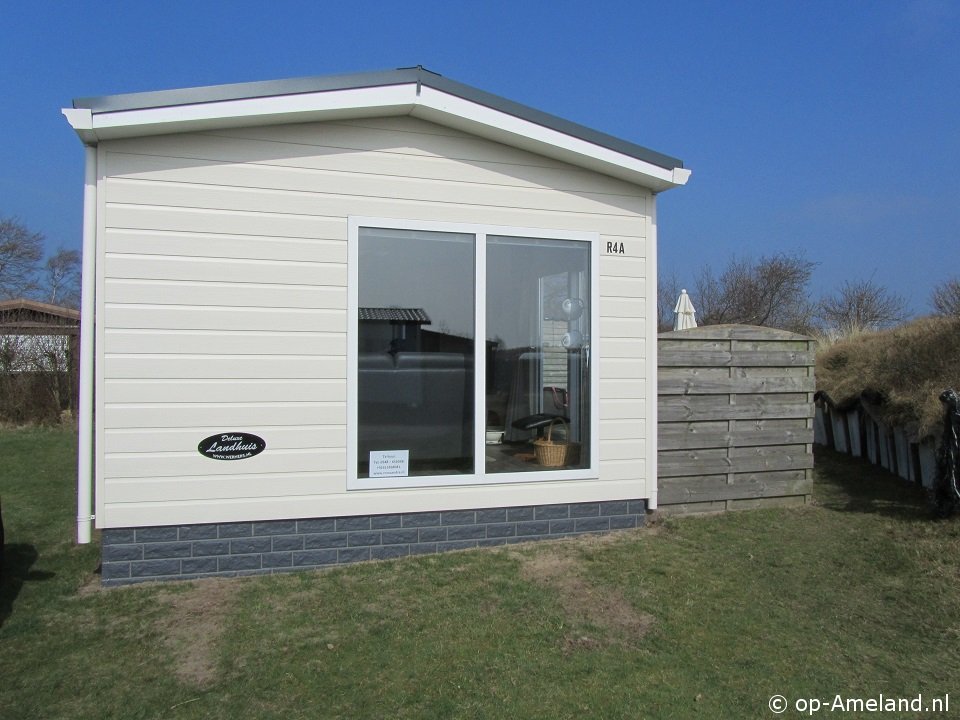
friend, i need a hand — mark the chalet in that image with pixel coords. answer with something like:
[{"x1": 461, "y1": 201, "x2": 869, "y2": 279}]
[{"x1": 63, "y1": 67, "x2": 689, "y2": 583}]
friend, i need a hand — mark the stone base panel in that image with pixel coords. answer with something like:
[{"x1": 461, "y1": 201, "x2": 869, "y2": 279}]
[{"x1": 100, "y1": 499, "x2": 647, "y2": 585}]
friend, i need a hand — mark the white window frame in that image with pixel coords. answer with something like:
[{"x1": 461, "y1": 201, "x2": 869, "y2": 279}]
[{"x1": 347, "y1": 216, "x2": 600, "y2": 490}]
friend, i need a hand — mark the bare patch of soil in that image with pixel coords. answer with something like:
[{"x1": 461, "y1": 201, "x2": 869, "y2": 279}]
[
  {"x1": 516, "y1": 547, "x2": 654, "y2": 652},
  {"x1": 76, "y1": 572, "x2": 103, "y2": 597},
  {"x1": 155, "y1": 577, "x2": 240, "y2": 687}
]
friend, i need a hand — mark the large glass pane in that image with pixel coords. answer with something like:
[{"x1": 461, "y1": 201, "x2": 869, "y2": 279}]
[
  {"x1": 485, "y1": 236, "x2": 590, "y2": 473},
  {"x1": 357, "y1": 228, "x2": 475, "y2": 478}
]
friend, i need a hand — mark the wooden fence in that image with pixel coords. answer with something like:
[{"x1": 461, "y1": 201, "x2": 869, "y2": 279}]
[{"x1": 657, "y1": 325, "x2": 816, "y2": 514}]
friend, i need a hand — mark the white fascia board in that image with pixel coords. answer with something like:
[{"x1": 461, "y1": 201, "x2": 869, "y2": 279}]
[
  {"x1": 412, "y1": 87, "x2": 687, "y2": 191},
  {"x1": 62, "y1": 108, "x2": 96, "y2": 144},
  {"x1": 672, "y1": 167, "x2": 692, "y2": 185},
  {"x1": 71, "y1": 85, "x2": 418, "y2": 142},
  {"x1": 63, "y1": 81, "x2": 687, "y2": 190}
]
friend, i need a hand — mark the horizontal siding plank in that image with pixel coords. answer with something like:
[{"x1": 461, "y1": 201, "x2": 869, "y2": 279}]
[
  {"x1": 598, "y1": 458, "x2": 647, "y2": 483},
  {"x1": 104, "y1": 153, "x2": 646, "y2": 218},
  {"x1": 600, "y1": 378, "x2": 647, "y2": 400},
  {"x1": 104, "y1": 448, "x2": 345, "y2": 480},
  {"x1": 600, "y1": 398, "x2": 647, "y2": 421},
  {"x1": 212, "y1": 119, "x2": 580, "y2": 170},
  {"x1": 601, "y1": 357, "x2": 648, "y2": 380},
  {"x1": 103, "y1": 379, "x2": 346, "y2": 404},
  {"x1": 600, "y1": 296, "x2": 645, "y2": 320},
  {"x1": 599, "y1": 276, "x2": 646, "y2": 299},
  {"x1": 112, "y1": 120, "x2": 571, "y2": 171},
  {"x1": 104, "y1": 183, "x2": 647, "y2": 238},
  {"x1": 658, "y1": 375, "x2": 815, "y2": 395},
  {"x1": 104, "y1": 204, "x2": 342, "y2": 239},
  {"x1": 103, "y1": 329, "x2": 346, "y2": 356},
  {"x1": 599, "y1": 338, "x2": 646, "y2": 360},
  {"x1": 208, "y1": 118, "x2": 647, "y2": 192},
  {"x1": 106, "y1": 133, "x2": 644, "y2": 198},
  {"x1": 103, "y1": 306, "x2": 345, "y2": 332},
  {"x1": 105, "y1": 253, "x2": 346, "y2": 287},
  {"x1": 599, "y1": 438, "x2": 643, "y2": 461},
  {"x1": 104, "y1": 279, "x2": 346, "y2": 310},
  {"x1": 600, "y1": 254, "x2": 648, "y2": 278},
  {"x1": 601, "y1": 316, "x2": 646, "y2": 339},
  {"x1": 103, "y1": 356, "x2": 346, "y2": 380},
  {"x1": 103, "y1": 402, "x2": 345, "y2": 429},
  {"x1": 104, "y1": 425, "x2": 345, "y2": 453},
  {"x1": 104, "y1": 228, "x2": 347, "y2": 263},
  {"x1": 599, "y1": 418, "x2": 645, "y2": 441},
  {"x1": 658, "y1": 395, "x2": 814, "y2": 422},
  {"x1": 659, "y1": 350, "x2": 813, "y2": 368},
  {"x1": 104, "y1": 470, "x2": 346, "y2": 503}
]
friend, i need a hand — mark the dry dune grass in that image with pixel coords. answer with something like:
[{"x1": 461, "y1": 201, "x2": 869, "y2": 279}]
[{"x1": 816, "y1": 315, "x2": 960, "y2": 437}]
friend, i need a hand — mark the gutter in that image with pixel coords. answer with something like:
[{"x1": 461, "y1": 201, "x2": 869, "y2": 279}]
[{"x1": 76, "y1": 144, "x2": 97, "y2": 543}]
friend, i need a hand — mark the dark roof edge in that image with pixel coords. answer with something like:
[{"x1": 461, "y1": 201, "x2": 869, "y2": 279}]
[
  {"x1": 72, "y1": 66, "x2": 683, "y2": 171},
  {"x1": 423, "y1": 71, "x2": 683, "y2": 171}
]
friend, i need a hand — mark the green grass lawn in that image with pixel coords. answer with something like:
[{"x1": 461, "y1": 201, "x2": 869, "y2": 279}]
[{"x1": 2, "y1": 427, "x2": 959, "y2": 719}]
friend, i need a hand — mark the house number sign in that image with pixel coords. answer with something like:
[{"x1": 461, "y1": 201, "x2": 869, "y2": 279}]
[
  {"x1": 198, "y1": 433, "x2": 266, "y2": 460},
  {"x1": 605, "y1": 241, "x2": 626, "y2": 254}
]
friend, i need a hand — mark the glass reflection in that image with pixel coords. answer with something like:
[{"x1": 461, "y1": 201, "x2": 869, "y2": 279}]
[
  {"x1": 357, "y1": 228, "x2": 475, "y2": 478},
  {"x1": 485, "y1": 236, "x2": 590, "y2": 473}
]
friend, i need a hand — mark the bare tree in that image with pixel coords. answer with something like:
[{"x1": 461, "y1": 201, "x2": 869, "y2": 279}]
[
  {"x1": 45, "y1": 248, "x2": 81, "y2": 308},
  {"x1": 816, "y1": 278, "x2": 906, "y2": 335},
  {"x1": 694, "y1": 252, "x2": 816, "y2": 332},
  {"x1": 0, "y1": 217, "x2": 43, "y2": 299},
  {"x1": 931, "y1": 277, "x2": 960, "y2": 316}
]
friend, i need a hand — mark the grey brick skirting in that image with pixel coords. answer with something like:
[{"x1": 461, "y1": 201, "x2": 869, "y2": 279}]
[{"x1": 100, "y1": 499, "x2": 647, "y2": 586}]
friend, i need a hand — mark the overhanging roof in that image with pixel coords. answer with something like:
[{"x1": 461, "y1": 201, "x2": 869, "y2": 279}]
[{"x1": 63, "y1": 66, "x2": 690, "y2": 192}]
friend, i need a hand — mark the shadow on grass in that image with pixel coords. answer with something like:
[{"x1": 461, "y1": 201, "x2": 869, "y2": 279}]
[
  {"x1": 813, "y1": 445, "x2": 932, "y2": 521},
  {"x1": 0, "y1": 544, "x2": 55, "y2": 628}
]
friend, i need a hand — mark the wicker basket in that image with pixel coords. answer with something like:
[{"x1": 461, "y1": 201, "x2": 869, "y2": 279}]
[{"x1": 533, "y1": 417, "x2": 579, "y2": 468}]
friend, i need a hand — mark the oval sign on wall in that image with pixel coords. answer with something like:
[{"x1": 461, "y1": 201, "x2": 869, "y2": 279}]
[{"x1": 198, "y1": 433, "x2": 266, "y2": 461}]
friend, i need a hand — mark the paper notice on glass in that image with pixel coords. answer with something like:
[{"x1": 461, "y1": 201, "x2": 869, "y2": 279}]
[{"x1": 369, "y1": 450, "x2": 409, "y2": 478}]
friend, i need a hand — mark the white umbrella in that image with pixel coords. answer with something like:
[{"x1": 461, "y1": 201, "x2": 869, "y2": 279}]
[{"x1": 673, "y1": 289, "x2": 697, "y2": 330}]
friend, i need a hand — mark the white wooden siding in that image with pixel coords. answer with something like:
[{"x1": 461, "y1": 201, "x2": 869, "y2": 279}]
[{"x1": 95, "y1": 115, "x2": 654, "y2": 527}]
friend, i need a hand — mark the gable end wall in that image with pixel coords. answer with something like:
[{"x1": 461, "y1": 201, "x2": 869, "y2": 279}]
[{"x1": 94, "y1": 115, "x2": 655, "y2": 527}]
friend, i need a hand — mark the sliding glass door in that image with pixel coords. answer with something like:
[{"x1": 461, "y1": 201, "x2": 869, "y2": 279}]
[
  {"x1": 351, "y1": 220, "x2": 595, "y2": 487},
  {"x1": 356, "y1": 228, "x2": 475, "y2": 479},
  {"x1": 485, "y1": 236, "x2": 591, "y2": 473}
]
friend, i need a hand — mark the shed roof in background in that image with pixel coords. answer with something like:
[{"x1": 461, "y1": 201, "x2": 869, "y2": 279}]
[
  {"x1": 359, "y1": 308, "x2": 431, "y2": 324},
  {"x1": 0, "y1": 298, "x2": 80, "y2": 336},
  {"x1": 63, "y1": 66, "x2": 690, "y2": 192}
]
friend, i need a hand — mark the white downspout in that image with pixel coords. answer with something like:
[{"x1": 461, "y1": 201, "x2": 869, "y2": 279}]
[
  {"x1": 646, "y1": 194, "x2": 659, "y2": 511},
  {"x1": 76, "y1": 144, "x2": 97, "y2": 544}
]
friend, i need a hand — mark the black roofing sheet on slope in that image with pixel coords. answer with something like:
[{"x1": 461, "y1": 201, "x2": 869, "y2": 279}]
[
  {"x1": 73, "y1": 66, "x2": 683, "y2": 171},
  {"x1": 358, "y1": 307, "x2": 431, "y2": 323}
]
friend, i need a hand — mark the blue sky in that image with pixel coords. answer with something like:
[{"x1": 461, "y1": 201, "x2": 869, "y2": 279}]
[{"x1": 2, "y1": 1, "x2": 957, "y2": 315}]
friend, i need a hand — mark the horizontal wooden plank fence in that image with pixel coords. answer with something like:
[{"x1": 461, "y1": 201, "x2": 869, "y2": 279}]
[{"x1": 657, "y1": 325, "x2": 816, "y2": 514}]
